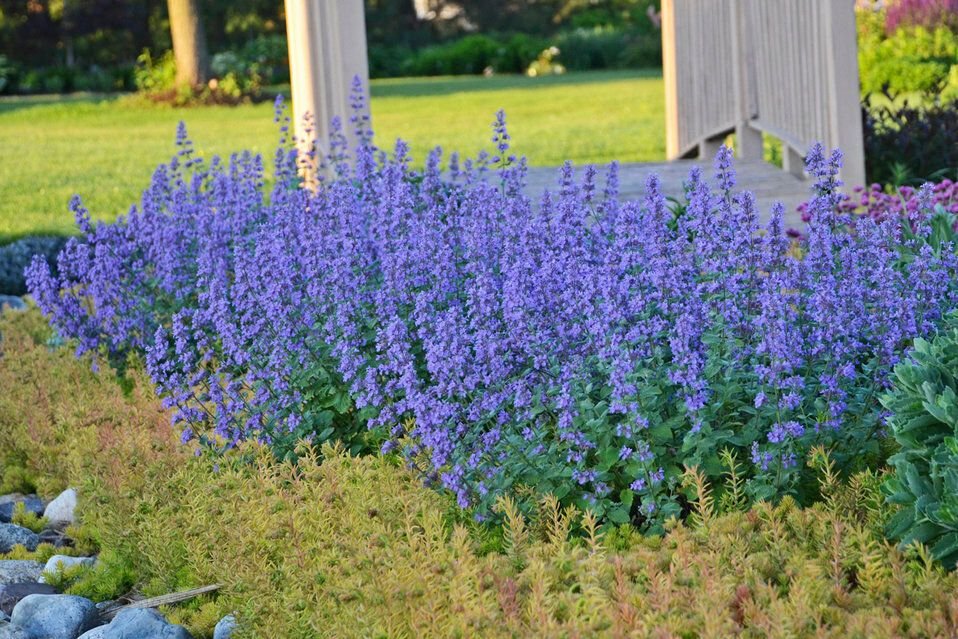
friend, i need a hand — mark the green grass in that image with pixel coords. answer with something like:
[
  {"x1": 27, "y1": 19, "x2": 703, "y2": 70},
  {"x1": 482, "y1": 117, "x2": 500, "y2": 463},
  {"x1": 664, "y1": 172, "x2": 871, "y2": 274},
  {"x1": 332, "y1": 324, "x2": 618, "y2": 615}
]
[{"x1": 0, "y1": 70, "x2": 664, "y2": 240}]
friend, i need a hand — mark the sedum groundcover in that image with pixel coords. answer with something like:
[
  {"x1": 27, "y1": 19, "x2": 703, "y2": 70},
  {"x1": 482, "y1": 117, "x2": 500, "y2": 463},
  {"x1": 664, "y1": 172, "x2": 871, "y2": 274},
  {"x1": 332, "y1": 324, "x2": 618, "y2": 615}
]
[{"x1": 26, "y1": 88, "x2": 958, "y2": 528}]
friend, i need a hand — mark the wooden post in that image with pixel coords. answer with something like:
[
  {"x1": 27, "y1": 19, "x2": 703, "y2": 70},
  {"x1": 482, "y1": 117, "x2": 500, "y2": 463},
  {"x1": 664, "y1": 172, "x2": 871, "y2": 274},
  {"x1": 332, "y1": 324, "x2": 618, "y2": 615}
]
[
  {"x1": 284, "y1": 0, "x2": 370, "y2": 185},
  {"x1": 661, "y1": 0, "x2": 680, "y2": 160},
  {"x1": 700, "y1": 136, "x2": 725, "y2": 161},
  {"x1": 731, "y1": 0, "x2": 762, "y2": 160},
  {"x1": 824, "y1": 0, "x2": 867, "y2": 188},
  {"x1": 782, "y1": 145, "x2": 806, "y2": 179}
]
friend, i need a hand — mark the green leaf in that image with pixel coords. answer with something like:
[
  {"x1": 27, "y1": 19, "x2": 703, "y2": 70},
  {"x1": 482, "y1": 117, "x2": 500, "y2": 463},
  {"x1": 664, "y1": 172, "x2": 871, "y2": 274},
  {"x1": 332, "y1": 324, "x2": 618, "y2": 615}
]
[
  {"x1": 649, "y1": 423, "x2": 672, "y2": 443},
  {"x1": 931, "y1": 532, "x2": 958, "y2": 563},
  {"x1": 606, "y1": 506, "x2": 631, "y2": 525}
]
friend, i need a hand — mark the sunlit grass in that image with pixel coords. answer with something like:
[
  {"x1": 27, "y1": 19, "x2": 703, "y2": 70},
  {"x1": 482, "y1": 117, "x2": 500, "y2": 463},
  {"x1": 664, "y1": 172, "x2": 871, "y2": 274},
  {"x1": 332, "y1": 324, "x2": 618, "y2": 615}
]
[{"x1": 0, "y1": 70, "x2": 664, "y2": 240}]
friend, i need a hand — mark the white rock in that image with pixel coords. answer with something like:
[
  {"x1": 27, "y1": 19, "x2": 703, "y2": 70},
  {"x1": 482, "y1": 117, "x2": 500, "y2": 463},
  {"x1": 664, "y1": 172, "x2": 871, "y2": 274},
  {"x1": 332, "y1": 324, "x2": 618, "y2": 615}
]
[
  {"x1": 38, "y1": 556, "x2": 96, "y2": 584},
  {"x1": 42, "y1": 489, "x2": 77, "y2": 527}
]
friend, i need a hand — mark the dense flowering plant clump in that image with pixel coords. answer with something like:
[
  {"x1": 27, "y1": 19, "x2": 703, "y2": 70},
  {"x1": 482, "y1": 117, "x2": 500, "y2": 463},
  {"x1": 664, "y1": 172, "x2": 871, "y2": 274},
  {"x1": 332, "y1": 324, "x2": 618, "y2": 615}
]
[
  {"x1": 799, "y1": 179, "x2": 958, "y2": 230},
  {"x1": 26, "y1": 90, "x2": 958, "y2": 527}
]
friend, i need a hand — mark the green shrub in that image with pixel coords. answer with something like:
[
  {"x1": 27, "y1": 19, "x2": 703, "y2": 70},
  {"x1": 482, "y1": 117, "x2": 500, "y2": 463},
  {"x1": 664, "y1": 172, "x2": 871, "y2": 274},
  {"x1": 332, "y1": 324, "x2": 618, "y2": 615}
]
[
  {"x1": 858, "y1": 16, "x2": 958, "y2": 100},
  {"x1": 555, "y1": 27, "x2": 661, "y2": 71},
  {"x1": 237, "y1": 34, "x2": 289, "y2": 85},
  {"x1": 0, "y1": 465, "x2": 36, "y2": 495},
  {"x1": 133, "y1": 47, "x2": 269, "y2": 106},
  {"x1": 210, "y1": 52, "x2": 262, "y2": 97},
  {"x1": 11, "y1": 502, "x2": 48, "y2": 533},
  {"x1": 0, "y1": 55, "x2": 19, "y2": 94},
  {"x1": 883, "y1": 313, "x2": 958, "y2": 569},
  {"x1": 134, "y1": 50, "x2": 177, "y2": 94},
  {"x1": 402, "y1": 34, "x2": 506, "y2": 76},
  {"x1": 377, "y1": 27, "x2": 660, "y2": 79},
  {"x1": 863, "y1": 92, "x2": 958, "y2": 185},
  {"x1": 368, "y1": 44, "x2": 414, "y2": 78}
]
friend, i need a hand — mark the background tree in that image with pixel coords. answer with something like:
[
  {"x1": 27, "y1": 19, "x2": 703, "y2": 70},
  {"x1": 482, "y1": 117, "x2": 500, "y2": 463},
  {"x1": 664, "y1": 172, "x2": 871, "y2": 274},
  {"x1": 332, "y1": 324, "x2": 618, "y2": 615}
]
[{"x1": 167, "y1": 0, "x2": 209, "y2": 87}]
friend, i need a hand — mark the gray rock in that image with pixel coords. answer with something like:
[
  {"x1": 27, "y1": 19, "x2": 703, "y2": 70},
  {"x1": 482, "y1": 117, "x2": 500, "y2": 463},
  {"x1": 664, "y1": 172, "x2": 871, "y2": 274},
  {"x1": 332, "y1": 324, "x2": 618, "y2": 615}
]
[
  {"x1": 0, "y1": 526, "x2": 39, "y2": 553},
  {"x1": 0, "y1": 297, "x2": 26, "y2": 312},
  {"x1": 213, "y1": 614, "x2": 236, "y2": 639},
  {"x1": 0, "y1": 498, "x2": 24, "y2": 508},
  {"x1": 0, "y1": 612, "x2": 8, "y2": 623},
  {"x1": 76, "y1": 627, "x2": 108, "y2": 639},
  {"x1": 37, "y1": 529, "x2": 71, "y2": 548},
  {"x1": 0, "y1": 562, "x2": 43, "y2": 586},
  {"x1": 10, "y1": 594, "x2": 97, "y2": 639},
  {"x1": 0, "y1": 621, "x2": 30, "y2": 639},
  {"x1": 90, "y1": 608, "x2": 192, "y2": 639},
  {"x1": 42, "y1": 490, "x2": 77, "y2": 527},
  {"x1": 0, "y1": 499, "x2": 45, "y2": 525},
  {"x1": 0, "y1": 584, "x2": 58, "y2": 616},
  {"x1": 38, "y1": 556, "x2": 95, "y2": 584}
]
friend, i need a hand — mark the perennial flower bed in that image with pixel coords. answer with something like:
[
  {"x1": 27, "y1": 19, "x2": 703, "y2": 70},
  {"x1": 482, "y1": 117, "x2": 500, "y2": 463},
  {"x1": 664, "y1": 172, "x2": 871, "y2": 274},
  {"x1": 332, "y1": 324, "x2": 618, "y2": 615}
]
[{"x1": 26, "y1": 92, "x2": 958, "y2": 527}]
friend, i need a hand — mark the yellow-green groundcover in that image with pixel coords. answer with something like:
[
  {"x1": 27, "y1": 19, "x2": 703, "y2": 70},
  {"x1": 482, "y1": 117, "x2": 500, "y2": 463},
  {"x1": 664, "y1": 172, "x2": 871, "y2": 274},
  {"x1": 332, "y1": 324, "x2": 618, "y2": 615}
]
[{"x1": 1, "y1": 307, "x2": 957, "y2": 638}]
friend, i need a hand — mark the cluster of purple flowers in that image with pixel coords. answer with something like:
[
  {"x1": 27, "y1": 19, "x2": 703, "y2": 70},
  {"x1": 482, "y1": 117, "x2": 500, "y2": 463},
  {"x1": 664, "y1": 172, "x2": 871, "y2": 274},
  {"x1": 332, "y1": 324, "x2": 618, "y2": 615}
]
[
  {"x1": 26, "y1": 90, "x2": 958, "y2": 525},
  {"x1": 883, "y1": 0, "x2": 958, "y2": 33},
  {"x1": 800, "y1": 179, "x2": 958, "y2": 225}
]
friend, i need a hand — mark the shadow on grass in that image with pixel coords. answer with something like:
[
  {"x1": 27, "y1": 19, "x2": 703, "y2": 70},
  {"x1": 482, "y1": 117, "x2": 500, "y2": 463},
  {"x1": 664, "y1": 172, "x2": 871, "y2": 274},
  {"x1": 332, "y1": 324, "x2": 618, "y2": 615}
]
[
  {"x1": 0, "y1": 92, "x2": 124, "y2": 115},
  {"x1": 0, "y1": 70, "x2": 661, "y2": 116}
]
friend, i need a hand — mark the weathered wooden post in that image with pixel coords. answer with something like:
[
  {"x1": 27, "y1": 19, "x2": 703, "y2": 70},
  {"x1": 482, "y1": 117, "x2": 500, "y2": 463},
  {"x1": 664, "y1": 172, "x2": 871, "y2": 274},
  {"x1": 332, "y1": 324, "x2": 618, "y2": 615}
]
[
  {"x1": 284, "y1": 0, "x2": 370, "y2": 186},
  {"x1": 821, "y1": 1, "x2": 867, "y2": 188}
]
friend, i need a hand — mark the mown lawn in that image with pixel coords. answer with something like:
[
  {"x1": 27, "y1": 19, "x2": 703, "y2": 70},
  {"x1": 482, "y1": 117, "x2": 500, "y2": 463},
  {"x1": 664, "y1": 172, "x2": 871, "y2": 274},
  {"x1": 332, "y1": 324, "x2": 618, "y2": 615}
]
[{"x1": 0, "y1": 70, "x2": 664, "y2": 240}]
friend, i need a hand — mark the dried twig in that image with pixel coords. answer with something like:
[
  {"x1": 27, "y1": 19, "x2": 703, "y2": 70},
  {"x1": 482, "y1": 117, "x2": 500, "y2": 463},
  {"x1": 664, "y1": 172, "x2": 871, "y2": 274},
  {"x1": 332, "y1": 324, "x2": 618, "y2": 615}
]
[{"x1": 98, "y1": 584, "x2": 222, "y2": 621}]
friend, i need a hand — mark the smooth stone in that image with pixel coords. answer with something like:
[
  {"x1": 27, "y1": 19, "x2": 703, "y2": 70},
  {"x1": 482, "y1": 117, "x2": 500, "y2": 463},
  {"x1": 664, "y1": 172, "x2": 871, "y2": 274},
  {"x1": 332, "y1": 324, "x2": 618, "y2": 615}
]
[
  {"x1": 0, "y1": 499, "x2": 44, "y2": 525},
  {"x1": 42, "y1": 490, "x2": 76, "y2": 528},
  {"x1": 0, "y1": 498, "x2": 24, "y2": 508},
  {"x1": 0, "y1": 584, "x2": 58, "y2": 616},
  {"x1": 90, "y1": 608, "x2": 192, "y2": 639},
  {"x1": 0, "y1": 297, "x2": 26, "y2": 312},
  {"x1": 0, "y1": 563, "x2": 43, "y2": 586},
  {"x1": 38, "y1": 556, "x2": 95, "y2": 584},
  {"x1": 76, "y1": 627, "x2": 108, "y2": 639},
  {"x1": 0, "y1": 526, "x2": 39, "y2": 553},
  {"x1": 0, "y1": 612, "x2": 7, "y2": 622},
  {"x1": 10, "y1": 594, "x2": 98, "y2": 639},
  {"x1": 0, "y1": 621, "x2": 29, "y2": 639},
  {"x1": 213, "y1": 614, "x2": 236, "y2": 639}
]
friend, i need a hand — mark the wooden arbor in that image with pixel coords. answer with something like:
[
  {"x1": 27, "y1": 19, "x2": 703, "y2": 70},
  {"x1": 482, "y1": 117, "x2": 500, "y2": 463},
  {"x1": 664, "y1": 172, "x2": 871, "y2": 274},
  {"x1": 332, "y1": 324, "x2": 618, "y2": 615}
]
[
  {"x1": 661, "y1": 0, "x2": 866, "y2": 187},
  {"x1": 284, "y1": 0, "x2": 867, "y2": 187}
]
